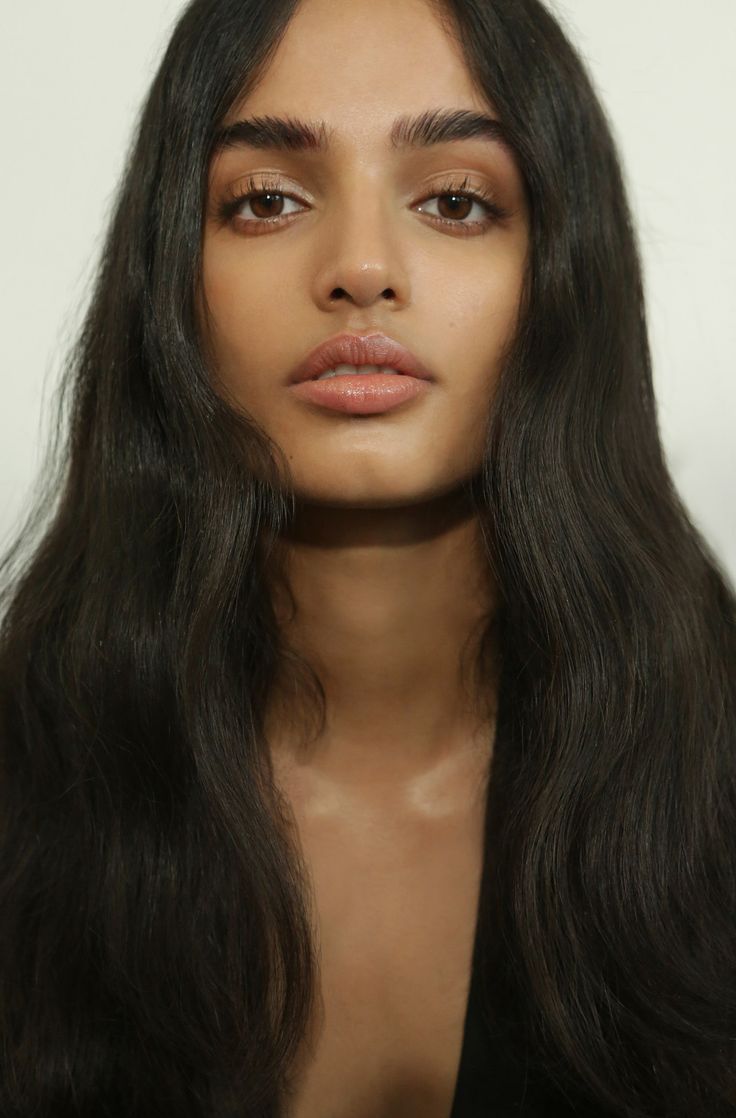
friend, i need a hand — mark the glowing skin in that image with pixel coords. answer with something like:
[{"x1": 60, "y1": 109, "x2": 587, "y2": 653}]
[
  {"x1": 201, "y1": 1, "x2": 531, "y2": 1110},
  {"x1": 201, "y1": 0, "x2": 530, "y2": 784},
  {"x1": 202, "y1": 6, "x2": 529, "y2": 510}
]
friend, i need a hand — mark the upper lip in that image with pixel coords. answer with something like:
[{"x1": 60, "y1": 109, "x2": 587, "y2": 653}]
[{"x1": 289, "y1": 332, "x2": 435, "y2": 384}]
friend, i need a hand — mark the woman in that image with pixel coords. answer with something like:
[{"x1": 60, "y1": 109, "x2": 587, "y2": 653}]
[{"x1": 0, "y1": 0, "x2": 734, "y2": 1114}]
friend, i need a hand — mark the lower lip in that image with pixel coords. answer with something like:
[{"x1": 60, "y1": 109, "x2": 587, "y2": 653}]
[{"x1": 289, "y1": 373, "x2": 430, "y2": 415}]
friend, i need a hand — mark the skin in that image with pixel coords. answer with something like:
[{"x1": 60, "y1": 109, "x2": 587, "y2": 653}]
[{"x1": 201, "y1": 0, "x2": 530, "y2": 1112}]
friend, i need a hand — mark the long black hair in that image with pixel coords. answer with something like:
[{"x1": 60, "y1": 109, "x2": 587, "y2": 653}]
[{"x1": 1, "y1": 0, "x2": 734, "y2": 1115}]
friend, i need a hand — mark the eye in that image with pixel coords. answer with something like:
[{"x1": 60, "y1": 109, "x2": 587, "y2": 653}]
[
  {"x1": 217, "y1": 176, "x2": 307, "y2": 230},
  {"x1": 417, "y1": 194, "x2": 483, "y2": 222},
  {"x1": 414, "y1": 177, "x2": 510, "y2": 234},
  {"x1": 234, "y1": 190, "x2": 303, "y2": 222},
  {"x1": 216, "y1": 174, "x2": 510, "y2": 235}
]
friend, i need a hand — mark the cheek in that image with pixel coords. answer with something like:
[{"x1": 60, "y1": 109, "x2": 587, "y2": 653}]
[
  {"x1": 439, "y1": 251, "x2": 526, "y2": 450},
  {"x1": 201, "y1": 242, "x2": 287, "y2": 375},
  {"x1": 433, "y1": 258, "x2": 525, "y2": 419},
  {"x1": 445, "y1": 246, "x2": 525, "y2": 338},
  {"x1": 200, "y1": 243, "x2": 309, "y2": 433},
  {"x1": 202, "y1": 262, "x2": 248, "y2": 349}
]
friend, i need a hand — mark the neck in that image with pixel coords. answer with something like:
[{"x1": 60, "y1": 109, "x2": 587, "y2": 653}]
[{"x1": 264, "y1": 489, "x2": 500, "y2": 788}]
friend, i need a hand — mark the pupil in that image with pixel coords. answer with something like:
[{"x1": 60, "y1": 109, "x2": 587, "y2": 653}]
[
  {"x1": 439, "y1": 194, "x2": 471, "y2": 220},
  {"x1": 252, "y1": 193, "x2": 283, "y2": 218}
]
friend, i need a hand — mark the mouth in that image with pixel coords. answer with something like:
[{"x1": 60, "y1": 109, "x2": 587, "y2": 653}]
[
  {"x1": 290, "y1": 331, "x2": 435, "y2": 384},
  {"x1": 289, "y1": 368, "x2": 430, "y2": 415},
  {"x1": 288, "y1": 332, "x2": 434, "y2": 415},
  {"x1": 312, "y1": 363, "x2": 405, "y2": 380}
]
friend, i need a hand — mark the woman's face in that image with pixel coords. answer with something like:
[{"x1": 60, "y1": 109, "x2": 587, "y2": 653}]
[{"x1": 201, "y1": 0, "x2": 529, "y2": 508}]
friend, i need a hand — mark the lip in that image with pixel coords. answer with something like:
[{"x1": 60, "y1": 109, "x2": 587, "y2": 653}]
[
  {"x1": 290, "y1": 331, "x2": 435, "y2": 385},
  {"x1": 288, "y1": 331, "x2": 435, "y2": 416}
]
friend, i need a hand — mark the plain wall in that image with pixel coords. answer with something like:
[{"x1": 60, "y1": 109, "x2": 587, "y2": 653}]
[{"x1": 1, "y1": 1, "x2": 734, "y2": 582}]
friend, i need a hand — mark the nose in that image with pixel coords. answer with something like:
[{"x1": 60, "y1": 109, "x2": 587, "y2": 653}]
[{"x1": 310, "y1": 187, "x2": 411, "y2": 312}]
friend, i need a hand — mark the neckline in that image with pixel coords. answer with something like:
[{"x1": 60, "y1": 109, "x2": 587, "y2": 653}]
[
  {"x1": 447, "y1": 877, "x2": 485, "y2": 1116},
  {"x1": 448, "y1": 659, "x2": 506, "y2": 1116}
]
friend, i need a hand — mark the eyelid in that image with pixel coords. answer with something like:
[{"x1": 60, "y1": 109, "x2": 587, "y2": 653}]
[
  {"x1": 221, "y1": 171, "x2": 307, "y2": 200},
  {"x1": 216, "y1": 172, "x2": 510, "y2": 231}
]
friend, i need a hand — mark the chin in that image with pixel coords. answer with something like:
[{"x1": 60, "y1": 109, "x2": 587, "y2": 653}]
[
  {"x1": 294, "y1": 487, "x2": 425, "y2": 510},
  {"x1": 291, "y1": 472, "x2": 469, "y2": 510}
]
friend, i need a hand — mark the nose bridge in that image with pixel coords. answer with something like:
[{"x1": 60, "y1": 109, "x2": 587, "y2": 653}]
[{"x1": 311, "y1": 160, "x2": 409, "y2": 309}]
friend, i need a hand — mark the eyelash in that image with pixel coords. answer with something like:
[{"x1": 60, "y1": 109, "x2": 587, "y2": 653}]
[{"x1": 217, "y1": 174, "x2": 510, "y2": 237}]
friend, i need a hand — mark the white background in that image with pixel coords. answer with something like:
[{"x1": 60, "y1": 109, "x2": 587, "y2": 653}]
[{"x1": 1, "y1": 1, "x2": 734, "y2": 584}]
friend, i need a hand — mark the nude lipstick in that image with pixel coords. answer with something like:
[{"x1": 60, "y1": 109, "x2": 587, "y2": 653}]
[{"x1": 288, "y1": 332, "x2": 434, "y2": 416}]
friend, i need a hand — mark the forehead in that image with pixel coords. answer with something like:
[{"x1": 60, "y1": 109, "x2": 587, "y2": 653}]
[{"x1": 225, "y1": 0, "x2": 491, "y2": 147}]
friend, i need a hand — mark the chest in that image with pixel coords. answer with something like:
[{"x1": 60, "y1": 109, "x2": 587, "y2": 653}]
[{"x1": 275, "y1": 764, "x2": 487, "y2": 1118}]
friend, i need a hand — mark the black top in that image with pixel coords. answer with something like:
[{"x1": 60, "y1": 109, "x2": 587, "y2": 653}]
[
  {"x1": 448, "y1": 654, "x2": 597, "y2": 1118},
  {"x1": 448, "y1": 936, "x2": 592, "y2": 1117},
  {"x1": 448, "y1": 966, "x2": 566, "y2": 1117}
]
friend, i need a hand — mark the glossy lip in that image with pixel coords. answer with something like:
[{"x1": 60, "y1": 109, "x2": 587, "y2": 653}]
[
  {"x1": 289, "y1": 331, "x2": 436, "y2": 385},
  {"x1": 290, "y1": 372, "x2": 430, "y2": 415}
]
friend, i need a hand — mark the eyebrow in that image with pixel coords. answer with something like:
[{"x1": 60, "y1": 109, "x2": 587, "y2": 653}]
[{"x1": 212, "y1": 108, "x2": 513, "y2": 156}]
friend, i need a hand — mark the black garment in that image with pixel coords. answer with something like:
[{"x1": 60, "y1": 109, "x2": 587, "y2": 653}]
[
  {"x1": 448, "y1": 648, "x2": 602, "y2": 1117},
  {"x1": 449, "y1": 964, "x2": 575, "y2": 1118},
  {"x1": 448, "y1": 945, "x2": 598, "y2": 1118}
]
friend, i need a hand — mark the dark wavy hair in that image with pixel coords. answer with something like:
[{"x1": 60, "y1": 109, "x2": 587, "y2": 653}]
[{"x1": 1, "y1": 0, "x2": 734, "y2": 1114}]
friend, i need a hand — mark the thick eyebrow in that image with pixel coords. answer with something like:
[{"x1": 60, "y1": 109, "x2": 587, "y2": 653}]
[{"x1": 212, "y1": 108, "x2": 513, "y2": 157}]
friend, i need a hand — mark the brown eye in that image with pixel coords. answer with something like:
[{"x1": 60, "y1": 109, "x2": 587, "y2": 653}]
[
  {"x1": 414, "y1": 182, "x2": 505, "y2": 232},
  {"x1": 249, "y1": 192, "x2": 287, "y2": 219},
  {"x1": 436, "y1": 194, "x2": 474, "y2": 221},
  {"x1": 219, "y1": 180, "x2": 305, "y2": 226},
  {"x1": 219, "y1": 176, "x2": 506, "y2": 235}
]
